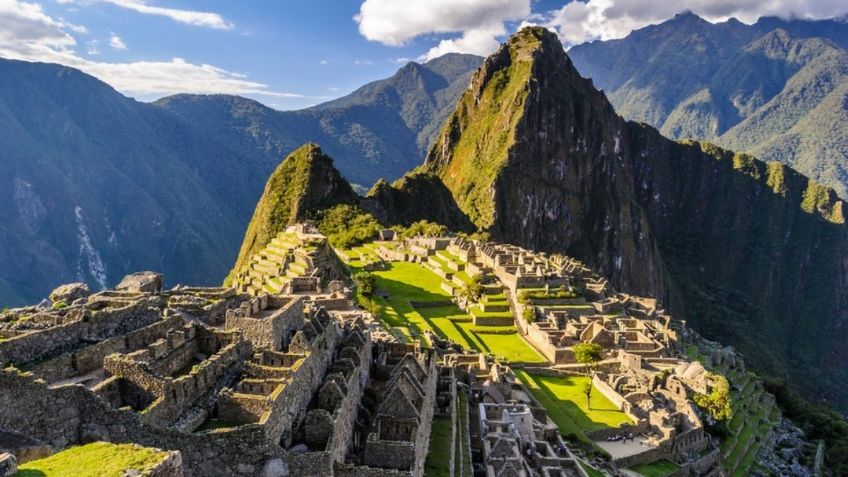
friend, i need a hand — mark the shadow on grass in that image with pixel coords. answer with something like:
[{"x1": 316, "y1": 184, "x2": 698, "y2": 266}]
[
  {"x1": 534, "y1": 374, "x2": 629, "y2": 432},
  {"x1": 16, "y1": 472, "x2": 47, "y2": 477}
]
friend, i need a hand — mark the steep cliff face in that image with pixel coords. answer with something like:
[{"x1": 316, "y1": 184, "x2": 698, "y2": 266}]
[
  {"x1": 423, "y1": 27, "x2": 848, "y2": 406},
  {"x1": 226, "y1": 144, "x2": 356, "y2": 282}
]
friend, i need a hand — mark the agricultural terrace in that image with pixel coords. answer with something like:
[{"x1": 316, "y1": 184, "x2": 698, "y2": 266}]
[
  {"x1": 339, "y1": 244, "x2": 545, "y2": 363},
  {"x1": 515, "y1": 370, "x2": 633, "y2": 443}
]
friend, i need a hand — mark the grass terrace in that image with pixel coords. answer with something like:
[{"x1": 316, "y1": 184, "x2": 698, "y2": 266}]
[
  {"x1": 17, "y1": 442, "x2": 168, "y2": 477},
  {"x1": 515, "y1": 370, "x2": 633, "y2": 442},
  {"x1": 628, "y1": 459, "x2": 680, "y2": 477},
  {"x1": 456, "y1": 392, "x2": 472, "y2": 477},
  {"x1": 353, "y1": 259, "x2": 544, "y2": 363},
  {"x1": 424, "y1": 417, "x2": 453, "y2": 477}
]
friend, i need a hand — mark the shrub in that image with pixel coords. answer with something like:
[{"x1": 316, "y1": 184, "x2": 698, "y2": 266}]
[
  {"x1": 51, "y1": 301, "x2": 68, "y2": 310},
  {"x1": 314, "y1": 204, "x2": 382, "y2": 249},
  {"x1": 460, "y1": 275, "x2": 483, "y2": 302},
  {"x1": 353, "y1": 272, "x2": 376, "y2": 297},
  {"x1": 694, "y1": 373, "x2": 732, "y2": 422},
  {"x1": 522, "y1": 307, "x2": 536, "y2": 323},
  {"x1": 393, "y1": 220, "x2": 448, "y2": 238},
  {"x1": 518, "y1": 286, "x2": 579, "y2": 303}
]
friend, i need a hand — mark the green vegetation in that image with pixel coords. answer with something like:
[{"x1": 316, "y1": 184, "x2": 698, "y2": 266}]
[
  {"x1": 51, "y1": 300, "x2": 67, "y2": 310},
  {"x1": 515, "y1": 370, "x2": 632, "y2": 442},
  {"x1": 765, "y1": 378, "x2": 848, "y2": 476},
  {"x1": 393, "y1": 220, "x2": 448, "y2": 238},
  {"x1": 18, "y1": 442, "x2": 167, "y2": 477},
  {"x1": 352, "y1": 272, "x2": 376, "y2": 297},
  {"x1": 522, "y1": 306, "x2": 536, "y2": 323},
  {"x1": 628, "y1": 459, "x2": 680, "y2": 477},
  {"x1": 459, "y1": 274, "x2": 483, "y2": 302},
  {"x1": 424, "y1": 28, "x2": 545, "y2": 228},
  {"x1": 355, "y1": 259, "x2": 543, "y2": 362},
  {"x1": 694, "y1": 373, "x2": 732, "y2": 422},
  {"x1": 455, "y1": 392, "x2": 472, "y2": 477},
  {"x1": 424, "y1": 417, "x2": 453, "y2": 477},
  {"x1": 315, "y1": 204, "x2": 382, "y2": 248},
  {"x1": 517, "y1": 286, "x2": 580, "y2": 303},
  {"x1": 579, "y1": 461, "x2": 605, "y2": 477},
  {"x1": 226, "y1": 143, "x2": 356, "y2": 284}
]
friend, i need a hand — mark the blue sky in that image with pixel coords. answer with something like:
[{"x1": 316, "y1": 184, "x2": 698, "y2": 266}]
[{"x1": 1, "y1": 0, "x2": 845, "y2": 110}]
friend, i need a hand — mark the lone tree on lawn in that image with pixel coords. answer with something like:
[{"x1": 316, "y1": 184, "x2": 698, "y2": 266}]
[{"x1": 573, "y1": 342, "x2": 603, "y2": 409}]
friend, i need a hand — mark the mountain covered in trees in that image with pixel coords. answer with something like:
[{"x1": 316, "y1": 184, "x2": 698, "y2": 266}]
[
  {"x1": 0, "y1": 54, "x2": 481, "y2": 306},
  {"x1": 361, "y1": 27, "x2": 848, "y2": 411},
  {"x1": 569, "y1": 12, "x2": 848, "y2": 198}
]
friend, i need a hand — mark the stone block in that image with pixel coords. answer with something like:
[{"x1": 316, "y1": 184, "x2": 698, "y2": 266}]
[
  {"x1": 0, "y1": 453, "x2": 16, "y2": 477},
  {"x1": 116, "y1": 271, "x2": 164, "y2": 294},
  {"x1": 49, "y1": 282, "x2": 91, "y2": 304}
]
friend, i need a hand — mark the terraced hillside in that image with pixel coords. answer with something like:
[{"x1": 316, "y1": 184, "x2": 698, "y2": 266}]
[
  {"x1": 229, "y1": 229, "x2": 345, "y2": 296},
  {"x1": 337, "y1": 241, "x2": 546, "y2": 363}
]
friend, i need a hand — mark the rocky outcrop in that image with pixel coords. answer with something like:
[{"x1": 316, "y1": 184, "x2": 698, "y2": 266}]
[
  {"x1": 0, "y1": 453, "x2": 16, "y2": 477},
  {"x1": 414, "y1": 27, "x2": 848, "y2": 407},
  {"x1": 116, "y1": 272, "x2": 164, "y2": 294},
  {"x1": 49, "y1": 283, "x2": 91, "y2": 304}
]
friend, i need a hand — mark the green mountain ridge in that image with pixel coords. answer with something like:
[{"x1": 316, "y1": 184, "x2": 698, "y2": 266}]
[
  {"x1": 569, "y1": 12, "x2": 848, "y2": 198},
  {"x1": 376, "y1": 27, "x2": 848, "y2": 410},
  {"x1": 226, "y1": 143, "x2": 357, "y2": 282}
]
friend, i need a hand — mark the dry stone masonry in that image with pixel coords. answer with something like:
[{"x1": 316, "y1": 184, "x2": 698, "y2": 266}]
[{"x1": 0, "y1": 225, "x2": 801, "y2": 476}]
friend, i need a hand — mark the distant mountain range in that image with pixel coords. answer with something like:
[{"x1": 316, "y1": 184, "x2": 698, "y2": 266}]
[
  {"x1": 156, "y1": 53, "x2": 482, "y2": 188},
  {"x1": 0, "y1": 54, "x2": 481, "y2": 306},
  {"x1": 569, "y1": 12, "x2": 848, "y2": 198}
]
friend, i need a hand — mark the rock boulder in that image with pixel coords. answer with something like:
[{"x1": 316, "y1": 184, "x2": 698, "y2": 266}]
[
  {"x1": 116, "y1": 272, "x2": 164, "y2": 294},
  {"x1": 0, "y1": 453, "x2": 16, "y2": 477},
  {"x1": 49, "y1": 282, "x2": 90, "y2": 305}
]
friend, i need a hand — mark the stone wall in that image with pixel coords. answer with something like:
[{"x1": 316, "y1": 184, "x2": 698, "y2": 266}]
[
  {"x1": 225, "y1": 296, "x2": 305, "y2": 351},
  {"x1": 260, "y1": 313, "x2": 340, "y2": 448},
  {"x1": 0, "y1": 298, "x2": 162, "y2": 366},
  {"x1": 30, "y1": 316, "x2": 184, "y2": 384},
  {"x1": 0, "y1": 368, "x2": 287, "y2": 476}
]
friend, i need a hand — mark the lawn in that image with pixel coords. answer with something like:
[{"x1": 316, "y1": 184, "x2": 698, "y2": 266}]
[
  {"x1": 579, "y1": 460, "x2": 606, "y2": 477},
  {"x1": 18, "y1": 442, "x2": 168, "y2": 477},
  {"x1": 629, "y1": 459, "x2": 680, "y2": 477},
  {"x1": 456, "y1": 392, "x2": 472, "y2": 477},
  {"x1": 364, "y1": 261, "x2": 546, "y2": 363},
  {"x1": 424, "y1": 417, "x2": 453, "y2": 477},
  {"x1": 515, "y1": 370, "x2": 632, "y2": 440}
]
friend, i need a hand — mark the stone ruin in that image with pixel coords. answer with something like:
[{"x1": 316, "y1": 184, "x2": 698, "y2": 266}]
[{"x1": 0, "y1": 226, "x2": 737, "y2": 476}]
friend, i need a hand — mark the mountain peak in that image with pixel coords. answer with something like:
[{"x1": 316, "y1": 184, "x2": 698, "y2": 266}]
[
  {"x1": 424, "y1": 26, "x2": 608, "y2": 228},
  {"x1": 225, "y1": 143, "x2": 356, "y2": 283}
]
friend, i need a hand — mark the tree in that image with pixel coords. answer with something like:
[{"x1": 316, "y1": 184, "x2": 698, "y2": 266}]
[
  {"x1": 573, "y1": 342, "x2": 603, "y2": 409},
  {"x1": 694, "y1": 373, "x2": 732, "y2": 422},
  {"x1": 522, "y1": 306, "x2": 536, "y2": 324},
  {"x1": 461, "y1": 274, "x2": 483, "y2": 302},
  {"x1": 353, "y1": 272, "x2": 376, "y2": 297}
]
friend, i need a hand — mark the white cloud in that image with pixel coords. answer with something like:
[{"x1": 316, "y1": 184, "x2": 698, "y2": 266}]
[
  {"x1": 65, "y1": 0, "x2": 233, "y2": 29},
  {"x1": 353, "y1": 59, "x2": 374, "y2": 65},
  {"x1": 0, "y1": 0, "x2": 305, "y2": 100},
  {"x1": 108, "y1": 33, "x2": 126, "y2": 50},
  {"x1": 355, "y1": 0, "x2": 531, "y2": 60},
  {"x1": 542, "y1": 0, "x2": 848, "y2": 46},
  {"x1": 86, "y1": 39, "x2": 99, "y2": 55},
  {"x1": 318, "y1": 59, "x2": 328, "y2": 65}
]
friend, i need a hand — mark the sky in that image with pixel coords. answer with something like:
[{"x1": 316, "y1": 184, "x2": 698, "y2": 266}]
[{"x1": 1, "y1": 0, "x2": 847, "y2": 110}]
